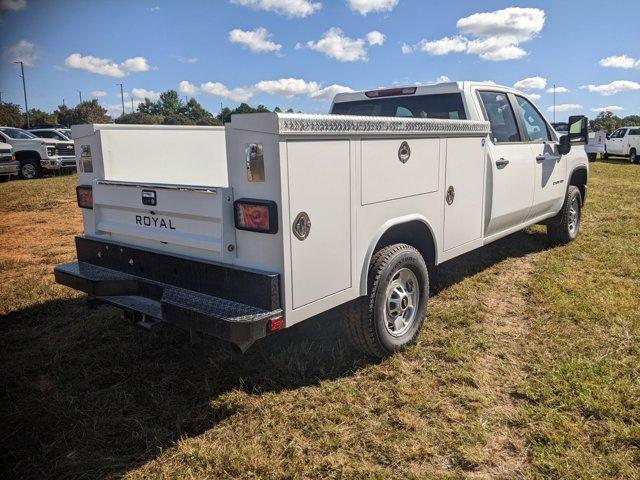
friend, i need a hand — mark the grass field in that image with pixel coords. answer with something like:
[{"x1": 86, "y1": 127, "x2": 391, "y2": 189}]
[{"x1": 1, "y1": 160, "x2": 638, "y2": 479}]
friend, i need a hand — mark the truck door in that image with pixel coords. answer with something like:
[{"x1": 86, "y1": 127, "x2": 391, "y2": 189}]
[
  {"x1": 512, "y1": 95, "x2": 566, "y2": 219},
  {"x1": 608, "y1": 128, "x2": 626, "y2": 155},
  {"x1": 477, "y1": 90, "x2": 535, "y2": 236}
]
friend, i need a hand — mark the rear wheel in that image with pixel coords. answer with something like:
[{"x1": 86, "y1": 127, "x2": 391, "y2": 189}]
[
  {"x1": 0, "y1": 176, "x2": 9, "y2": 183},
  {"x1": 630, "y1": 148, "x2": 638, "y2": 164},
  {"x1": 547, "y1": 185, "x2": 582, "y2": 245},
  {"x1": 587, "y1": 153, "x2": 597, "y2": 162},
  {"x1": 19, "y1": 157, "x2": 43, "y2": 179},
  {"x1": 345, "y1": 244, "x2": 429, "y2": 358}
]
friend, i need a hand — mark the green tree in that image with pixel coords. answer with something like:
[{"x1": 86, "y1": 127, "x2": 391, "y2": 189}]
[
  {"x1": 621, "y1": 115, "x2": 640, "y2": 127},
  {"x1": 115, "y1": 112, "x2": 165, "y2": 125},
  {"x1": 217, "y1": 103, "x2": 270, "y2": 123},
  {"x1": 26, "y1": 108, "x2": 58, "y2": 127},
  {"x1": 162, "y1": 113, "x2": 196, "y2": 125},
  {"x1": 54, "y1": 104, "x2": 74, "y2": 127},
  {"x1": 71, "y1": 100, "x2": 112, "y2": 124},
  {"x1": 590, "y1": 111, "x2": 621, "y2": 133},
  {"x1": 0, "y1": 102, "x2": 24, "y2": 127},
  {"x1": 182, "y1": 98, "x2": 217, "y2": 124}
]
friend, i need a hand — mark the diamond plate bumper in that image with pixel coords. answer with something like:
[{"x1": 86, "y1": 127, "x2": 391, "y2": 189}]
[{"x1": 54, "y1": 237, "x2": 282, "y2": 350}]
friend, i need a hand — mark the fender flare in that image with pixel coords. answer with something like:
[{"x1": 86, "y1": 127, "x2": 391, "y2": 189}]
[{"x1": 359, "y1": 214, "x2": 439, "y2": 296}]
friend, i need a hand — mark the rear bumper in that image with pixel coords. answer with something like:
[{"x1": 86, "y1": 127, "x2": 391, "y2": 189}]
[{"x1": 54, "y1": 237, "x2": 282, "y2": 350}]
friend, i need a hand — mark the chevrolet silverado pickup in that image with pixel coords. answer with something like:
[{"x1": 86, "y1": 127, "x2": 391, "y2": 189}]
[{"x1": 54, "y1": 82, "x2": 589, "y2": 357}]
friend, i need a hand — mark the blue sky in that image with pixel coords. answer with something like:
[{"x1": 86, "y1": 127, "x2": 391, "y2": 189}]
[{"x1": 1, "y1": 0, "x2": 639, "y2": 120}]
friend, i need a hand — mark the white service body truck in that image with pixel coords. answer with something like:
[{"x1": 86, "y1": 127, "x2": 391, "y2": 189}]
[
  {"x1": 604, "y1": 126, "x2": 640, "y2": 163},
  {"x1": 55, "y1": 82, "x2": 589, "y2": 356}
]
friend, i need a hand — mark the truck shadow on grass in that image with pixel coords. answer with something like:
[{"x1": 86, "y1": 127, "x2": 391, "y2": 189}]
[{"x1": 0, "y1": 229, "x2": 550, "y2": 479}]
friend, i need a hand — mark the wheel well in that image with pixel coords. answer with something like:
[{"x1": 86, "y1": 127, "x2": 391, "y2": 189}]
[
  {"x1": 569, "y1": 167, "x2": 588, "y2": 204},
  {"x1": 14, "y1": 150, "x2": 41, "y2": 162},
  {"x1": 373, "y1": 220, "x2": 436, "y2": 267}
]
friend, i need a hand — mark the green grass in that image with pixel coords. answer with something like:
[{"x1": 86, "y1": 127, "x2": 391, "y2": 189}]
[{"x1": 0, "y1": 161, "x2": 638, "y2": 479}]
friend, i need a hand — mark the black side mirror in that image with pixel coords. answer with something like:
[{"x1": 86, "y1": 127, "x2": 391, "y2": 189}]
[
  {"x1": 606, "y1": 134, "x2": 611, "y2": 140},
  {"x1": 568, "y1": 115, "x2": 588, "y2": 144},
  {"x1": 558, "y1": 134, "x2": 571, "y2": 155}
]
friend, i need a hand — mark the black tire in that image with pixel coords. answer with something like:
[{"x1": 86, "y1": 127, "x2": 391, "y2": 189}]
[
  {"x1": 630, "y1": 148, "x2": 638, "y2": 164},
  {"x1": 547, "y1": 185, "x2": 582, "y2": 245},
  {"x1": 0, "y1": 176, "x2": 9, "y2": 183},
  {"x1": 345, "y1": 244, "x2": 429, "y2": 358},
  {"x1": 19, "y1": 157, "x2": 43, "y2": 179},
  {"x1": 603, "y1": 150, "x2": 609, "y2": 160},
  {"x1": 587, "y1": 153, "x2": 597, "y2": 162}
]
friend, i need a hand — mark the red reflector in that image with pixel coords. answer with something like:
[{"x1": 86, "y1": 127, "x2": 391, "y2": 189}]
[
  {"x1": 234, "y1": 199, "x2": 278, "y2": 234},
  {"x1": 76, "y1": 185, "x2": 93, "y2": 209},
  {"x1": 267, "y1": 316, "x2": 284, "y2": 333}
]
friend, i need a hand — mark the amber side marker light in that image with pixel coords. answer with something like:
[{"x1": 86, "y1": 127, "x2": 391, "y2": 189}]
[
  {"x1": 76, "y1": 185, "x2": 93, "y2": 209},
  {"x1": 267, "y1": 316, "x2": 284, "y2": 333},
  {"x1": 234, "y1": 198, "x2": 278, "y2": 234}
]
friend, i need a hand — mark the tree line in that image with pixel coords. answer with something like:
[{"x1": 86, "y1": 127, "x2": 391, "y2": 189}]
[
  {"x1": 589, "y1": 111, "x2": 640, "y2": 133},
  {"x1": 0, "y1": 89, "x2": 298, "y2": 128}
]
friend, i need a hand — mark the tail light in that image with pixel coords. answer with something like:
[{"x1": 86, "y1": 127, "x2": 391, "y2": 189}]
[
  {"x1": 76, "y1": 185, "x2": 93, "y2": 209},
  {"x1": 234, "y1": 198, "x2": 278, "y2": 234},
  {"x1": 267, "y1": 316, "x2": 284, "y2": 333}
]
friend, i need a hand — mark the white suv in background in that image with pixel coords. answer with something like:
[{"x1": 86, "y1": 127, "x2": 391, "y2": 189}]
[
  {"x1": 605, "y1": 126, "x2": 640, "y2": 163},
  {"x1": 0, "y1": 127, "x2": 76, "y2": 179}
]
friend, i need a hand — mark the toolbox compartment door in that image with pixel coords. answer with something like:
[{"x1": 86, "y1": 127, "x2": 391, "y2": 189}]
[
  {"x1": 91, "y1": 181, "x2": 236, "y2": 259},
  {"x1": 287, "y1": 140, "x2": 352, "y2": 309}
]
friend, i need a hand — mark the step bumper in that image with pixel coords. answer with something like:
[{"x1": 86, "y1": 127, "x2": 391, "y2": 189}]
[{"x1": 54, "y1": 237, "x2": 283, "y2": 349}]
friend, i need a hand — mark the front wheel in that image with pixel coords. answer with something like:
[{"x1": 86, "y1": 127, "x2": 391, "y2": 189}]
[
  {"x1": 19, "y1": 158, "x2": 43, "y2": 179},
  {"x1": 587, "y1": 153, "x2": 597, "y2": 162},
  {"x1": 630, "y1": 148, "x2": 638, "y2": 164},
  {"x1": 547, "y1": 185, "x2": 582, "y2": 245},
  {"x1": 345, "y1": 244, "x2": 429, "y2": 358}
]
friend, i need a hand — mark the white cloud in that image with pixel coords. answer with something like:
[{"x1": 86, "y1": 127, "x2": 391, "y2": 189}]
[
  {"x1": 201, "y1": 82, "x2": 254, "y2": 102},
  {"x1": 528, "y1": 93, "x2": 541, "y2": 100},
  {"x1": 401, "y1": 43, "x2": 412, "y2": 54},
  {"x1": 148, "y1": 5, "x2": 160, "y2": 12},
  {"x1": 64, "y1": 53, "x2": 155, "y2": 77},
  {"x1": 0, "y1": 0, "x2": 26, "y2": 11},
  {"x1": 580, "y1": 80, "x2": 640, "y2": 96},
  {"x1": 415, "y1": 7, "x2": 544, "y2": 61},
  {"x1": 309, "y1": 83, "x2": 354, "y2": 100},
  {"x1": 590, "y1": 106, "x2": 624, "y2": 112},
  {"x1": 513, "y1": 75, "x2": 546, "y2": 91},
  {"x1": 599, "y1": 55, "x2": 640, "y2": 70},
  {"x1": 132, "y1": 88, "x2": 161, "y2": 101},
  {"x1": 305, "y1": 28, "x2": 383, "y2": 62},
  {"x1": 546, "y1": 86, "x2": 569, "y2": 94},
  {"x1": 5, "y1": 40, "x2": 39, "y2": 66},
  {"x1": 179, "y1": 80, "x2": 198, "y2": 95},
  {"x1": 347, "y1": 0, "x2": 398, "y2": 15},
  {"x1": 547, "y1": 103, "x2": 582, "y2": 112},
  {"x1": 231, "y1": 0, "x2": 321, "y2": 18},
  {"x1": 91, "y1": 90, "x2": 107, "y2": 98},
  {"x1": 254, "y1": 78, "x2": 319, "y2": 98},
  {"x1": 436, "y1": 75, "x2": 451, "y2": 83},
  {"x1": 229, "y1": 27, "x2": 282, "y2": 53},
  {"x1": 177, "y1": 56, "x2": 198, "y2": 64},
  {"x1": 366, "y1": 30, "x2": 385, "y2": 46}
]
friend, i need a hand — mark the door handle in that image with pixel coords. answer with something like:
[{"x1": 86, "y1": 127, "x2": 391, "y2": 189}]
[
  {"x1": 536, "y1": 154, "x2": 546, "y2": 162},
  {"x1": 495, "y1": 158, "x2": 509, "y2": 167},
  {"x1": 538, "y1": 154, "x2": 561, "y2": 163}
]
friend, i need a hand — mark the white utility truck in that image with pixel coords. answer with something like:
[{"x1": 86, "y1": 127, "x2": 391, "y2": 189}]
[
  {"x1": 55, "y1": 82, "x2": 589, "y2": 357},
  {"x1": 604, "y1": 126, "x2": 640, "y2": 163}
]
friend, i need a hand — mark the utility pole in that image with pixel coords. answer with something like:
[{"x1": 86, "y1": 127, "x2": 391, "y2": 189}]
[
  {"x1": 131, "y1": 98, "x2": 134, "y2": 113},
  {"x1": 0, "y1": 91, "x2": 3, "y2": 104},
  {"x1": 116, "y1": 83, "x2": 125, "y2": 117},
  {"x1": 62, "y1": 98, "x2": 65, "y2": 107},
  {"x1": 14, "y1": 61, "x2": 30, "y2": 128},
  {"x1": 78, "y1": 90, "x2": 83, "y2": 103},
  {"x1": 553, "y1": 83, "x2": 556, "y2": 123}
]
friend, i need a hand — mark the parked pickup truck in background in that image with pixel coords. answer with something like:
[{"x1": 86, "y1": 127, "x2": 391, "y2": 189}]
[
  {"x1": 54, "y1": 81, "x2": 589, "y2": 357},
  {"x1": 0, "y1": 143, "x2": 18, "y2": 182},
  {"x1": 0, "y1": 127, "x2": 76, "y2": 179},
  {"x1": 29, "y1": 127, "x2": 73, "y2": 141},
  {"x1": 604, "y1": 126, "x2": 640, "y2": 163}
]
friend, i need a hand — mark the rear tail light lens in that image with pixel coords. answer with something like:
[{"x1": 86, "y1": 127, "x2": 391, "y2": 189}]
[
  {"x1": 76, "y1": 185, "x2": 93, "y2": 209},
  {"x1": 234, "y1": 199, "x2": 278, "y2": 234}
]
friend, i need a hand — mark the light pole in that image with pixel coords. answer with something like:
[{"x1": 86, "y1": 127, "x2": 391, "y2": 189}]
[
  {"x1": 78, "y1": 90, "x2": 83, "y2": 103},
  {"x1": 14, "y1": 61, "x2": 30, "y2": 128},
  {"x1": 130, "y1": 98, "x2": 134, "y2": 113},
  {"x1": 116, "y1": 83, "x2": 125, "y2": 116},
  {"x1": 553, "y1": 83, "x2": 556, "y2": 123}
]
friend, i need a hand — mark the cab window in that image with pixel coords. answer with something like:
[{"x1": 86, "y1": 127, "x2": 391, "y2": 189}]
[
  {"x1": 515, "y1": 96, "x2": 551, "y2": 142},
  {"x1": 611, "y1": 129, "x2": 627, "y2": 138},
  {"x1": 478, "y1": 91, "x2": 521, "y2": 143}
]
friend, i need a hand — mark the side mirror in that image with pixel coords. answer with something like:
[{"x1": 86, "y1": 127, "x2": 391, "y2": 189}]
[
  {"x1": 606, "y1": 134, "x2": 611, "y2": 140},
  {"x1": 568, "y1": 115, "x2": 588, "y2": 144},
  {"x1": 558, "y1": 134, "x2": 571, "y2": 155}
]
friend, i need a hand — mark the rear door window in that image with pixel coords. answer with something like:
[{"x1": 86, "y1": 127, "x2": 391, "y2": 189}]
[
  {"x1": 478, "y1": 91, "x2": 521, "y2": 143},
  {"x1": 331, "y1": 93, "x2": 466, "y2": 120}
]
